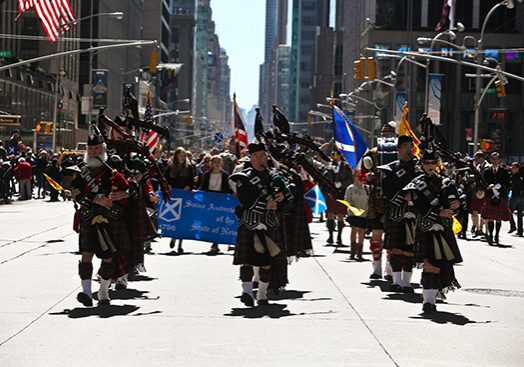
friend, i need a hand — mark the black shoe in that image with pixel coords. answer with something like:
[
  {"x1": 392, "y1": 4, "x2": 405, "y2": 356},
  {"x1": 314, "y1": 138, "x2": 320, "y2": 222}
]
[
  {"x1": 403, "y1": 286, "x2": 415, "y2": 294},
  {"x1": 98, "y1": 299, "x2": 110, "y2": 306},
  {"x1": 115, "y1": 283, "x2": 127, "y2": 290},
  {"x1": 517, "y1": 232, "x2": 523, "y2": 237},
  {"x1": 327, "y1": 235, "x2": 334, "y2": 244},
  {"x1": 390, "y1": 284, "x2": 403, "y2": 292},
  {"x1": 487, "y1": 235, "x2": 493, "y2": 246},
  {"x1": 177, "y1": 247, "x2": 184, "y2": 254},
  {"x1": 471, "y1": 226, "x2": 476, "y2": 234},
  {"x1": 422, "y1": 302, "x2": 436, "y2": 313},
  {"x1": 369, "y1": 273, "x2": 381, "y2": 280},
  {"x1": 257, "y1": 299, "x2": 269, "y2": 306},
  {"x1": 384, "y1": 274, "x2": 393, "y2": 282},
  {"x1": 509, "y1": 227, "x2": 516, "y2": 234},
  {"x1": 494, "y1": 235, "x2": 499, "y2": 245},
  {"x1": 169, "y1": 239, "x2": 175, "y2": 249},
  {"x1": 77, "y1": 292, "x2": 93, "y2": 307},
  {"x1": 240, "y1": 292, "x2": 254, "y2": 307}
]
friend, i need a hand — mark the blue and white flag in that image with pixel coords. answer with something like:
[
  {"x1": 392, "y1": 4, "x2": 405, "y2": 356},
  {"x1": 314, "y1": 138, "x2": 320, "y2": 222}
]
[
  {"x1": 304, "y1": 185, "x2": 327, "y2": 215},
  {"x1": 333, "y1": 106, "x2": 368, "y2": 169}
]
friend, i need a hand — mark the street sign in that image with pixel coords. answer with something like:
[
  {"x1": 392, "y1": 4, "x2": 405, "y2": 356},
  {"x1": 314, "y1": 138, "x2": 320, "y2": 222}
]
[
  {"x1": 0, "y1": 115, "x2": 21, "y2": 126},
  {"x1": 488, "y1": 109, "x2": 507, "y2": 122},
  {"x1": 0, "y1": 50, "x2": 12, "y2": 58}
]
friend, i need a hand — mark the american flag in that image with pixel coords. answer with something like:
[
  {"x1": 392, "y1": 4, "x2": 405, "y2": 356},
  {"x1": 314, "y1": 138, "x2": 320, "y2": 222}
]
[
  {"x1": 139, "y1": 98, "x2": 160, "y2": 155},
  {"x1": 233, "y1": 93, "x2": 248, "y2": 158},
  {"x1": 18, "y1": 0, "x2": 76, "y2": 42}
]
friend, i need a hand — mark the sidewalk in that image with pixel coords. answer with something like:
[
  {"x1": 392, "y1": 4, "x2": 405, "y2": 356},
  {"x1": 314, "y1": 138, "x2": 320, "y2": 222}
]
[{"x1": 0, "y1": 200, "x2": 523, "y2": 366}]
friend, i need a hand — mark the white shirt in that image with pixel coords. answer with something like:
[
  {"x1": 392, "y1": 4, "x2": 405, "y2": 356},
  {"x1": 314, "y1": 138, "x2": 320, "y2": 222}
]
[{"x1": 208, "y1": 172, "x2": 222, "y2": 192}]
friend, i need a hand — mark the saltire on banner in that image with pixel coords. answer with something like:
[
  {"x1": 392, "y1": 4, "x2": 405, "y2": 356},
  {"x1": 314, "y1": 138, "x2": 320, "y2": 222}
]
[
  {"x1": 18, "y1": 0, "x2": 77, "y2": 42},
  {"x1": 139, "y1": 89, "x2": 159, "y2": 155},
  {"x1": 304, "y1": 185, "x2": 327, "y2": 215},
  {"x1": 333, "y1": 105, "x2": 368, "y2": 169},
  {"x1": 398, "y1": 102, "x2": 421, "y2": 157},
  {"x1": 233, "y1": 93, "x2": 248, "y2": 158},
  {"x1": 435, "y1": 0, "x2": 456, "y2": 32}
]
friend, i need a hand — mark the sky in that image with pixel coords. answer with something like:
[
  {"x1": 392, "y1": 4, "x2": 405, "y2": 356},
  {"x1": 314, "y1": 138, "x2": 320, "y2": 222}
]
[{"x1": 211, "y1": 0, "x2": 266, "y2": 112}]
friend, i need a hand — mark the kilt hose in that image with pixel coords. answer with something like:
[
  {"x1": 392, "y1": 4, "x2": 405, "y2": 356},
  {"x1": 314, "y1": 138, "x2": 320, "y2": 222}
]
[{"x1": 481, "y1": 197, "x2": 511, "y2": 221}]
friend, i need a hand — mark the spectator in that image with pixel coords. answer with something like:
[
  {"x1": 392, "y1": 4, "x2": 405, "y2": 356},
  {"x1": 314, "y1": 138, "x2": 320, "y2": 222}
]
[
  {"x1": 14, "y1": 157, "x2": 32, "y2": 200},
  {"x1": 509, "y1": 162, "x2": 524, "y2": 237},
  {"x1": 6, "y1": 129, "x2": 21, "y2": 155},
  {"x1": 46, "y1": 154, "x2": 62, "y2": 202},
  {"x1": 35, "y1": 150, "x2": 49, "y2": 199}
]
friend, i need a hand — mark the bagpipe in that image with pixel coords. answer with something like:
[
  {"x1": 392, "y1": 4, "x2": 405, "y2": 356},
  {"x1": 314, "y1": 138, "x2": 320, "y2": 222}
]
[
  {"x1": 418, "y1": 113, "x2": 487, "y2": 190},
  {"x1": 94, "y1": 108, "x2": 171, "y2": 203}
]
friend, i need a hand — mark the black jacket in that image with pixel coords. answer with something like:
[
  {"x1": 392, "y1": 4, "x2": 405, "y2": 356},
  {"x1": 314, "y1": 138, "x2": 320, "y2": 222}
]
[{"x1": 199, "y1": 170, "x2": 231, "y2": 194}]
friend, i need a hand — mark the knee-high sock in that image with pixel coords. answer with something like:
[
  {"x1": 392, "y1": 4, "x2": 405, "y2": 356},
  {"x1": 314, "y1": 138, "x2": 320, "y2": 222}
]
[
  {"x1": 257, "y1": 281, "x2": 269, "y2": 301},
  {"x1": 370, "y1": 240, "x2": 383, "y2": 261},
  {"x1": 495, "y1": 221, "x2": 501, "y2": 237},
  {"x1": 79, "y1": 262, "x2": 93, "y2": 297},
  {"x1": 242, "y1": 281, "x2": 253, "y2": 296},
  {"x1": 98, "y1": 278, "x2": 111, "y2": 301},
  {"x1": 422, "y1": 289, "x2": 437, "y2": 305},
  {"x1": 402, "y1": 271, "x2": 413, "y2": 288},
  {"x1": 392, "y1": 272, "x2": 402, "y2": 286}
]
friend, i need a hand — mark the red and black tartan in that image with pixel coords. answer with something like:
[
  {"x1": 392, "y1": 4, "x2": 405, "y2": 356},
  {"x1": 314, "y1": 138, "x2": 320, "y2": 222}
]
[
  {"x1": 283, "y1": 199, "x2": 313, "y2": 257},
  {"x1": 233, "y1": 224, "x2": 283, "y2": 267},
  {"x1": 469, "y1": 195, "x2": 485, "y2": 213},
  {"x1": 415, "y1": 227, "x2": 463, "y2": 266},
  {"x1": 481, "y1": 197, "x2": 511, "y2": 221}
]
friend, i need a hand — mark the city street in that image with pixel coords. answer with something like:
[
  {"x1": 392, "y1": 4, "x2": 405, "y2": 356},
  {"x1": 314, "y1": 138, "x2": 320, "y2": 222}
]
[{"x1": 0, "y1": 199, "x2": 523, "y2": 366}]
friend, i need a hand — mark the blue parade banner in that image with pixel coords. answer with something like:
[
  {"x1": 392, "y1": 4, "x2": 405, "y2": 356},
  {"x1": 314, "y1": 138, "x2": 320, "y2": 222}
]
[{"x1": 157, "y1": 189, "x2": 239, "y2": 245}]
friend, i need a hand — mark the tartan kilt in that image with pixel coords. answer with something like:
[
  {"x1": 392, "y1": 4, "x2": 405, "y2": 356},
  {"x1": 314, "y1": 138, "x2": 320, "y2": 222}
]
[
  {"x1": 283, "y1": 202, "x2": 313, "y2": 256},
  {"x1": 326, "y1": 194, "x2": 348, "y2": 215},
  {"x1": 481, "y1": 197, "x2": 511, "y2": 221},
  {"x1": 233, "y1": 225, "x2": 282, "y2": 267},
  {"x1": 78, "y1": 204, "x2": 130, "y2": 260},
  {"x1": 383, "y1": 217, "x2": 416, "y2": 251},
  {"x1": 269, "y1": 252, "x2": 288, "y2": 291},
  {"x1": 415, "y1": 228, "x2": 463, "y2": 266},
  {"x1": 469, "y1": 195, "x2": 485, "y2": 213},
  {"x1": 126, "y1": 199, "x2": 149, "y2": 267}
]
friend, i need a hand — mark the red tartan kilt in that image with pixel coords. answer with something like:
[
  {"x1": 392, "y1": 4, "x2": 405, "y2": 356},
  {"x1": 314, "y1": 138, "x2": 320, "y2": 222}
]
[
  {"x1": 481, "y1": 197, "x2": 511, "y2": 221},
  {"x1": 233, "y1": 225, "x2": 282, "y2": 267},
  {"x1": 326, "y1": 195, "x2": 347, "y2": 215},
  {"x1": 469, "y1": 196, "x2": 485, "y2": 213}
]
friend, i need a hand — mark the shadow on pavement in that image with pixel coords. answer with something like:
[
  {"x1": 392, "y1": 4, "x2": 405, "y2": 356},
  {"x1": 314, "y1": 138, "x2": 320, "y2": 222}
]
[
  {"x1": 46, "y1": 239, "x2": 64, "y2": 243},
  {"x1": 128, "y1": 274, "x2": 158, "y2": 282},
  {"x1": 410, "y1": 311, "x2": 492, "y2": 326},
  {"x1": 361, "y1": 280, "x2": 393, "y2": 292},
  {"x1": 157, "y1": 251, "x2": 194, "y2": 256},
  {"x1": 383, "y1": 292, "x2": 423, "y2": 304},
  {"x1": 268, "y1": 289, "x2": 312, "y2": 300},
  {"x1": 224, "y1": 303, "x2": 294, "y2": 319},
  {"x1": 50, "y1": 304, "x2": 140, "y2": 319},
  {"x1": 108, "y1": 288, "x2": 159, "y2": 301}
]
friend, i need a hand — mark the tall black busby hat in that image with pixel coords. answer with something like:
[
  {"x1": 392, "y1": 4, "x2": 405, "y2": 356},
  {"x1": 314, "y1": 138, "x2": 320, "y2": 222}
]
[
  {"x1": 248, "y1": 142, "x2": 266, "y2": 155},
  {"x1": 87, "y1": 132, "x2": 104, "y2": 146}
]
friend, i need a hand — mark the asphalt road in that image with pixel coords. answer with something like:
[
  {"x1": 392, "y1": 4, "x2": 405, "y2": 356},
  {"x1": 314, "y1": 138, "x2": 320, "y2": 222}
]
[{"x1": 0, "y1": 198, "x2": 523, "y2": 366}]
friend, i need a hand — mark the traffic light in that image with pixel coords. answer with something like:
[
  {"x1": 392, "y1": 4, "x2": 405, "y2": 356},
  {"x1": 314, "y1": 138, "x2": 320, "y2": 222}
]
[
  {"x1": 480, "y1": 139, "x2": 493, "y2": 152},
  {"x1": 149, "y1": 49, "x2": 158, "y2": 74},
  {"x1": 367, "y1": 57, "x2": 376, "y2": 81},
  {"x1": 44, "y1": 122, "x2": 54, "y2": 134},
  {"x1": 186, "y1": 115, "x2": 193, "y2": 125},
  {"x1": 354, "y1": 58, "x2": 365, "y2": 80},
  {"x1": 35, "y1": 123, "x2": 42, "y2": 132},
  {"x1": 494, "y1": 79, "x2": 506, "y2": 97}
]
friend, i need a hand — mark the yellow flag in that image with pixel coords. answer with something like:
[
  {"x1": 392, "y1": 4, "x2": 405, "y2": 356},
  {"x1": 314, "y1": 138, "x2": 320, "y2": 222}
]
[
  {"x1": 43, "y1": 173, "x2": 63, "y2": 192},
  {"x1": 452, "y1": 216, "x2": 462, "y2": 235},
  {"x1": 337, "y1": 200, "x2": 366, "y2": 216},
  {"x1": 398, "y1": 102, "x2": 421, "y2": 157}
]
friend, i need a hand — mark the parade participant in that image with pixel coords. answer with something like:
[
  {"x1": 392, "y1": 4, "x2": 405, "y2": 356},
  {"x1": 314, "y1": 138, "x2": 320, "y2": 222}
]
[
  {"x1": 13, "y1": 157, "x2": 32, "y2": 200},
  {"x1": 229, "y1": 143, "x2": 292, "y2": 306},
  {"x1": 470, "y1": 151, "x2": 490, "y2": 238},
  {"x1": 379, "y1": 135, "x2": 417, "y2": 292},
  {"x1": 199, "y1": 155, "x2": 232, "y2": 255},
  {"x1": 324, "y1": 149, "x2": 353, "y2": 246},
  {"x1": 509, "y1": 162, "x2": 524, "y2": 237},
  {"x1": 363, "y1": 123, "x2": 398, "y2": 279},
  {"x1": 70, "y1": 133, "x2": 131, "y2": 306},
  {"x1": 46, "y1": 154, "x2": 62, "y2": 202},
  {"x1": 481, "y1": 152, "x2": 512, "y2": 245},
  {"x1": 344, "y1": 171, "x2": 369, "y2": 261},
  {"x1": 166, "y1": 147, "x2": 195, "y2": 254},
  {"x1": 35, "y1": 150, "x2": 48, "y2": 199},
  {"x1": 404, "y1": 149, "x2": 463, "y2": 312}
]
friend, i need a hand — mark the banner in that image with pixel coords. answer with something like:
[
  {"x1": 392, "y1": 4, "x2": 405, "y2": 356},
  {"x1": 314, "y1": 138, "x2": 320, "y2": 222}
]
[
  {"x1": 157, "y1": 189, "x2": 239, "y2": 245},
  {"x1": 394, "y1": 91, "x2": 407, "y2": 124},
  {"x1": 428, "y1": 73, "x2": 444, "y2": 125},
  {"x1": 92, "y1": 69, "x2": 108, "y2": 109}
]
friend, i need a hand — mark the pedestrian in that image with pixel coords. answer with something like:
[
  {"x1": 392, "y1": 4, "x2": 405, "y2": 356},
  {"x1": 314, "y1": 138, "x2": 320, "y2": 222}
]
[
  {"x1": 46, "y1": 154, "x2": 62, "y2": 202},
  {"x1": 199, "y1": 155, "x2": 232, "y2": 255},
  {"x1": 14, "y1": 157, "x2": 32, "y2": 200},
  {"x1": 481, "y1": 152, "x2": 512, "y2": 245},
  {"x1": 470, "y1": 151, "x2": 490, "y2": 238},
  {"x1": 508, "y1": 162, "x2": 524, "y2": 237},
  {"x1": 229, "y1": 143, "x2": 292, "y2": 306},
  {"x1": 344, "y1": 170, "x2": 369, "y2": 261},
  {"x1": 35, "y1": 150, "x2": 49, "y2": 199},
  {"x1": 404, "y1": 149, "x2": 463, "y2": 313},
  {"x1": 378, "y1": 135, "x2": 418, "y2": 293},
  {"x1": 166, "y1": 147, "x2": 195, "y2": 254}
]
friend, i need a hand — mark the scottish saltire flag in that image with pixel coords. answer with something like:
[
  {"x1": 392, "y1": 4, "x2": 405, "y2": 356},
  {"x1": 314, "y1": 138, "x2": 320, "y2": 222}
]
[
  {"x1": 304, "y1": 185, "x2": 327, "y2": 215},
  {"x1": 333, "y1": 106, "x2": 368, "y2": 169}
]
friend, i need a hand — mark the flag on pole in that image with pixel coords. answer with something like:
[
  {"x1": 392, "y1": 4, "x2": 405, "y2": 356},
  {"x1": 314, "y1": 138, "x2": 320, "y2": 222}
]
[
  {"x1": 304, "y1": 185, "x2": 327, "y2": 215},
  {"x1": 398, "y1": 102, "x2": 421, "y2": 157},
  {"x1": 18, "y1": 0, "x2": 77, "y2": 42},
  {"x1": 43, "y1": 173, "x2": 63, "y2": 192},
  {"x1": 139, "y1": 92, "x2": 160, "y2": 155},
  {"x1": 233, "y1": 93, "x2": 248, "y2": 158},
  {"x1": 435, "y1": 0, "x2": 456, "y2": 32},
  {"x1": 333, "y1": 105, "x2": 368, "y2": 169}
]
